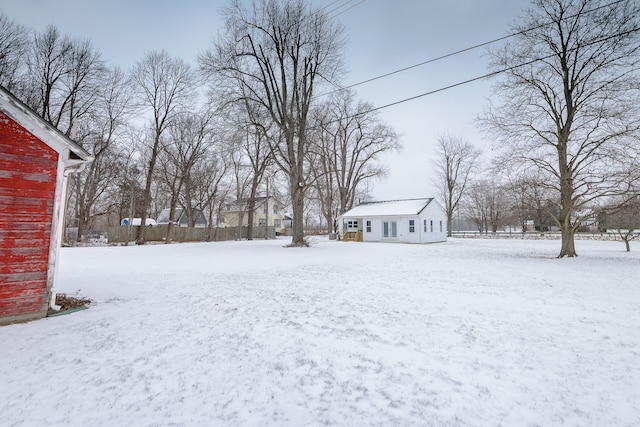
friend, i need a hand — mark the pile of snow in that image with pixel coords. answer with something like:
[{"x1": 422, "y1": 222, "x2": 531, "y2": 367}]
[{"x1": 1, "y1": 237, "x2": 638, "y2": 425}]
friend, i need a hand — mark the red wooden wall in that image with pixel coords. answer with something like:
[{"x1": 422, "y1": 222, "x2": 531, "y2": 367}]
[{"x1": 0, "y1": 111, "x2": 58, "y2": 319}]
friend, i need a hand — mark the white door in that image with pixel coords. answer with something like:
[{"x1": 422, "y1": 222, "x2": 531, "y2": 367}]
[{"x1": 383, "y1": 221, "x2": 397, "y2": 238}]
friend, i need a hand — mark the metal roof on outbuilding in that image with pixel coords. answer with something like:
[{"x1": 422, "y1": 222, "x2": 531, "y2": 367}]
[{"x1": 342, "y1": 198, "x2": 435, "y2": 217}]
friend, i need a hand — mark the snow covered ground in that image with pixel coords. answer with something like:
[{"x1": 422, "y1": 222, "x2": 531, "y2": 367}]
[{"x1": 1, "y1": 237, "x2": 639, "y2": 426}]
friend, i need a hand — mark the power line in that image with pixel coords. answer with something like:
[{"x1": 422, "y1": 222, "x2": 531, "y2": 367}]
[
  {"x1": 349, "y1": 24, "x2": 640, "y2": 118},
  {"x1": 320, "y1": 0, "x2": 346, "y2": 11},
  {"x1": 319, "y1": 0, "x2": 626, "y2": 97},
  {"x1": 215, "y1": 24, "x2": 640, "y2": 143},
  {"x1": 323, "y1": 0, "x2": 353, "y2": 15},
  {"x1": 189, "y1": 19, "x2": 636, "y2": 160},
  {"x1": 329, "y1": 0, "x2": 366, "y2": 19}
]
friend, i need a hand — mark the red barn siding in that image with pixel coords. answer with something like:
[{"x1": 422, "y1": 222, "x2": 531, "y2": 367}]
[{"x1": 0, "y1": 111, "x2": 58, "y2": 321}]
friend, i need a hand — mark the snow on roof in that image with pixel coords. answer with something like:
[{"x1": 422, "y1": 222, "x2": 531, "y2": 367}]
[{"x1": 341, "y1": 198, "x2": 434, "y2": 217}]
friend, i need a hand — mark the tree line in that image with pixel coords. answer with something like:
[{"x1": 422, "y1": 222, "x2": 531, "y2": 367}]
[
  {"x1": 0, "y1": 0, "x2": 399, "y2": 246},
  {"x1": 434, "y1": 0, "x2": 640, "y2": 256},
  {"x1": 2, "y1": 0, "x2": 638, "y2": 256}
]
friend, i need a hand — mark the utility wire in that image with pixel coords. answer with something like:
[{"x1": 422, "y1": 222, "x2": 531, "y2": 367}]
[
  {"x1": 319, "y1": 0, "x2": 626, "y2": 97},
  {"x1": 212, "y1": 23, "x2": 640, "y2": 150},
  {"x1": 193, "y1": 19, "x2": 638, "y2": 160},
  {"x1": 324, "y1": 0, "x2": 353, "y2": 15},
  {"x1": 316, "y1": 0, "x2": 366, "y2": 26},
  {"x1": 344, "y1": 25, "x2": 640, "y2": 119},
  {"x1": 320, "y1": 0, "x2": 346, "y2": 11},
  {"x1": 329, "y1": 0, "x2": 366, "y2": 19}
]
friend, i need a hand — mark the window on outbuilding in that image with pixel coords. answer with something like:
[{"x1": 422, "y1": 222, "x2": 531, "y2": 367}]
[
  {"x1": 366, "y1": 220, "x2": 371, "y2": 232},
  {"x1": 430, "y1": 220, "x2": 433, "y2": 233},
  {"x1": 440, "y1": 220, "x2": 443, "y2": 232},
  {"x1": 424, "y1": 220, "x2": 427, "y2": 232},
  {"x1": 409, "y1": 219, "x2": 415, "y2": 232}
]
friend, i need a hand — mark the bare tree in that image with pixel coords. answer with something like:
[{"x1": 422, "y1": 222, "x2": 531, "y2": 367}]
[
  {"x1": 433, "y1": 134, "x2": 482, "y2": 237},
  {"x1": 178, "y1": 120, "x2": 219, "y2": 230},
  {"x1": 464, "y1": 181, "x2": 489, "y2": 234},
  {"x1": 602, "y1": 151, "x2": 640, "y2": 251},
  {"x1": 464, "y1": 177, "x2": 511, "y2": 234},
  {"x1": 602, "y1": 196, "x2": 640, "y2": 252},
  {"x1": 0, "y1": 11, "x2": 28, "y2": 91},
  {"x1": 131, "y1": 50, "x2": 195, "y2": 244},
  {"x1": 310, "y1": 89, "x2": 400, "y2": 235},
  {"x1": 24, "y1": 26, "x2": 105, "y2": 135},
  {"x1": 481, "y1": 0, "x2": 640, "y2": 257},
  {"x1": 200, "y1": 0, "x2": 345, "y2": 246},
  {"x1": 225, "y1": 102, "x2": 274, "y2": 240},
  {"x1": 70, "y1": 66, "x2": 133, "y2": 240},
  {"x1": 158, "y1": 110, "x2": 216, "y2": 242},
  {"x1": 190, "y1": 149, "x2": 231, "y2": 240}
]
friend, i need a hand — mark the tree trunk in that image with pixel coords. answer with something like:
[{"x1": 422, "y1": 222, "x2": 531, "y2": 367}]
[
  {"x1": 165, "y1": 194, "x2": 179, "y2": 244},
  {"x1": 76, "y1": 203, "x2": 86, "y2": 242},
  {"x1": 290, "y1": 178, "x2": 305, "y2": 246},
  {"x1": 625, "y1": 239, "x2": 630, "y2": 252},
  {"x1": 556, "y1": 123, "x2": 578, "y2": 258},
  {"x1": 137, "y1": 169, "x2": 152, "y2": 243},
  {"x1": 559, "y1": 228, "x2": 577, "y2": 258},
  {"x1": 137, "y1": 136, "x2": 161, "y2": 245},
  {"x1": 246, "y1": 181, "x2": 259, "y2": 241},
  {"x1": 558, "y1": 213, "x2": 577, "y2": 258}
]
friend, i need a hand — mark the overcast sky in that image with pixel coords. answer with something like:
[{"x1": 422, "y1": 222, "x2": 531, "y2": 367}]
[{"x1": 0, "y1": 0, "x2": 530, "y2": 201}]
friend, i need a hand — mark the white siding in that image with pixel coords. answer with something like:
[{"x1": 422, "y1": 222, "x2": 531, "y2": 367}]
[
  {"x1": 359, "y1": 216, "x2": 424, "y2": 243},
  {"x1": 340, "y1": 198, "x2": 448, "y2": 244},
  {"x1": 418, "y1": 202, "x2": 447, "y2": 243},
  {"x1": 362, "y1": 219, "x2": 381, "y2": 242},
  {"x1": 398, "y1": 217, "x2": 421, "y2": 243}
]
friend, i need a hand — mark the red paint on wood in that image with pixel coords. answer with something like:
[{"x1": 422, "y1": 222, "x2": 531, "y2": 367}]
[
  {"x1": 0, "y1": 295, "x2": 45, "y2": 316},
  {"x1": 0, "y1": 281, "x2": 47, "y2": 299},
  {"x1": 0, "y1": 254, "x2": 49, "y2": 274},
  {"x1": 0, "y1": 110, "x2": 59, "y2": 320},
  {"x1": 0, "y1": 186, "x2": 55, "y2": 200},
  {"x1": 0, "y1": 196, "x2": 54, "y2": 215},
  {"x1": 0, "y1": 271, "x2": 48, "y2": 284}
]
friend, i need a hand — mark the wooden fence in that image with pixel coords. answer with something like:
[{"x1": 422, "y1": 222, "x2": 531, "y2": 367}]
[{"x1": 107, "y1": 225, "x2": 277, "y2": 243}]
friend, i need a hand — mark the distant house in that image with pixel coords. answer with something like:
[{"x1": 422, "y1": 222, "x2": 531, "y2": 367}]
[
  {"x1": 338, "y1": 198, "x2": 447, "y2": 244},
  {"x1": 223, "y1": 196, "x2": 287, "y2": 234},
  {"x1": 156, "y1": 208, "x2": 207, "y2": 228},
  {"x1": 0, "y1": 85, "x2": 93, "y2": 325}
]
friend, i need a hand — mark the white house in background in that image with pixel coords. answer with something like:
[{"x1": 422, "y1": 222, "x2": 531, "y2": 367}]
[
  {"x1": 338, "y1": 198, "x2": 447, "y2": 244},
  {"x1": 223, "y1": 196, "x2": 288, "y2": 234}
]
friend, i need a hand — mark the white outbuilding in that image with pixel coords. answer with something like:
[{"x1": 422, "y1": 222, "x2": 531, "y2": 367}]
[{"x1": 338, "y1": 198, "x2": 447, "y2": 244}]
